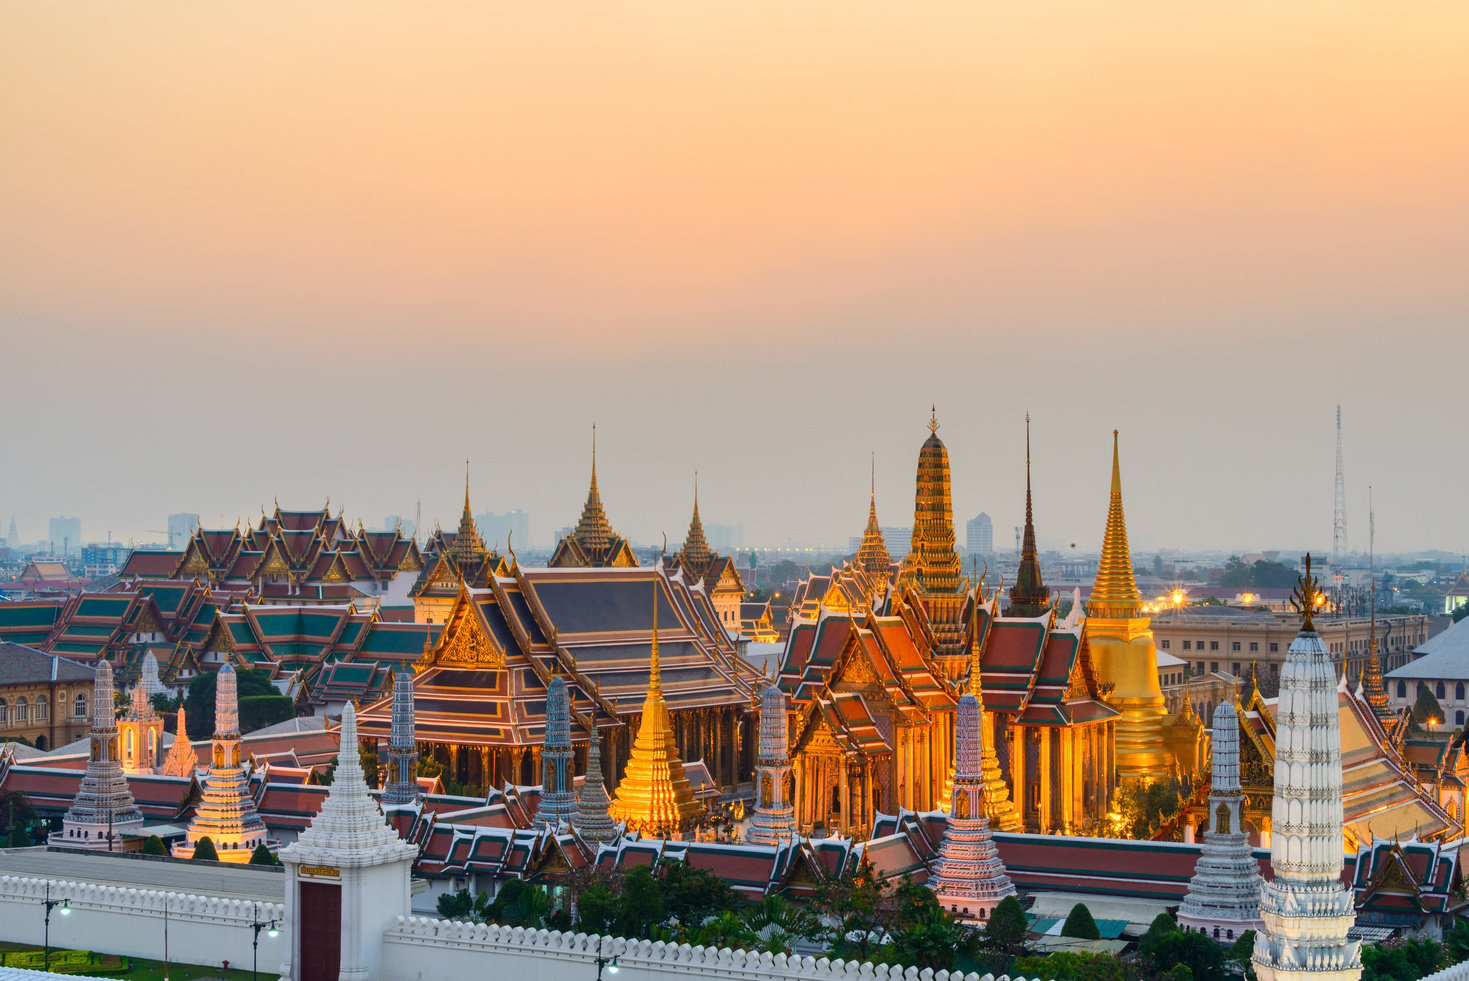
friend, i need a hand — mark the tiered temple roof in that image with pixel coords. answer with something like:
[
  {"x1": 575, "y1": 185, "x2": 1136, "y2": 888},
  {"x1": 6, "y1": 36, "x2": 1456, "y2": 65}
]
[
  {"x1": 549, "y1": 434, "x2": 638, "y2": 568},
  {"x1": 1006, "y1": 417, "x2": 1050, "y2": 618}
]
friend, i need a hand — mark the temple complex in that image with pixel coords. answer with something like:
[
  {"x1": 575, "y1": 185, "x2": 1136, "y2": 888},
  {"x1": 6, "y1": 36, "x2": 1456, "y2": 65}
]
[
  {"x1": 1083, "y1": 432, "x2": 1172, "y2": 783},
  {"x1": 747, "y1": 684, "x2": 796, "y2": 846},
  {"x1": 534, "y1": 676, "x2": 578, "y2": 829},
  {"x1": 52, "y1": 660, "x2": 145, "y2": 850},
  {"x1": 380, "y1": 670, "x2": 419, "y2": 806},
  {"x1": 930, "y1": 668, "x2": 1016, "y2": 922},
  {"x1": 411, "y1": 471, "x2": 508, "y2": 624},
  {"x1": 901, "y1": 410, "x2": 968, "y2": 672},
  {"x1": 173, "y1": 663, "x2": 273, "y2": 861},
  {"x1": 607, "y1": 587, "x2": 700, "y2": 836},
  {"x1": 1253, "y1": 558, "x2": 1362, "y2": 981},
  {"x1": 1178, "y1": 701, "x2": 1263, "y2": 941},
  {"x1": 549, "y1": 433, "x2": 638, "y2": 568}
]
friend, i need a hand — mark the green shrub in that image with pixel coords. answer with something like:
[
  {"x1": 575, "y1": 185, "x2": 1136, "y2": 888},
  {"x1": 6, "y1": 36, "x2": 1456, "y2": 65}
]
[
  {"x1": 192, "y1": 836, "x2": 218, "y2": 861},
  {"x1": 1061, "y1": 902, "x2": 1101, "y2": 940},
  {"x1": 142, "y1": 835, "x2": 168, "y2": 856}
]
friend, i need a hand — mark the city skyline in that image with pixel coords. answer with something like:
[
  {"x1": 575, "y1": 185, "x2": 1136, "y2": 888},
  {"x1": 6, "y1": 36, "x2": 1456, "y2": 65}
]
[{"x1": 2, "y1": 3, "x2": 1466, "y2": 554}]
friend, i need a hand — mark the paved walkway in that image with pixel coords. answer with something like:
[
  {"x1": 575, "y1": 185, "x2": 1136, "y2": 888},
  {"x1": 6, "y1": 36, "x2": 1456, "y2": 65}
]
[{"x1": 0, "y1": 848, "x2": 285, "y2": 903}]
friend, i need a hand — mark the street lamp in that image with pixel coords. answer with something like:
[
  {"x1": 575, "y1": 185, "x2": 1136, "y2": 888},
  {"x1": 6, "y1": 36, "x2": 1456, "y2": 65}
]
[
  {"x1": 42, "y1": 881, "x2": 71, "y2": 972},
  {"x1": 251, "y1": 902, "x2": 280, "y2": 981},
  {"x1": 594, "y1": 936, "x2": 620, "y2": 981}
]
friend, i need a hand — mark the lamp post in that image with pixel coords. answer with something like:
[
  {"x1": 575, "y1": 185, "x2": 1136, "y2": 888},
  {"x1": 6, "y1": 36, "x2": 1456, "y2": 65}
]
[
  {"x1": 251, "y1": 902, "x2": 279, "y2": 981},
  {"x1": 594, "y1": 936, "x2": 620, "y2": 981},
  {"x1": 42, "y1": 881, "x2": 71, "y2": 972}
]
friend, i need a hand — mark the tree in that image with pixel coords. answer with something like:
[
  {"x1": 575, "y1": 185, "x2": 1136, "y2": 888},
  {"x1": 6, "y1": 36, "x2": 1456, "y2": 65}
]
[
  {"x1": 1413, "y1": 683, "x2": 1446, "y2": 729},
  {"x1": 0, "y1": 789, "x2": 38, "y2": 842},
  {"x1": 249, "y1": 842, "x2": 279, "y2": 866},
  {"x1": 1454, "y1": 604, "x2": 1469, "y2": 624},
  {"x1": 1446, "y1": 918, "x2": 1469, "y2": 964},
  {"x1": 660, "y1": 859, "x2": 743, "y2": 926},
  {"x1": 1016, "y1": 951, "x2": 1124, "y2": 981},
  {"x1": 697, "y1": 910, "x2": 759, "y2": 951},
  {"x1": 1226, "y1": 929, "x2": 1256, "y2": 964},
  {"x1": 1061, "y1": 902, "x2": 1101, "y2": 940},
  {"x1": 192, "y1": 836, "x2": 218, "y2": 862},
  {"x1": 184, "y1": 667, "x2": 289, "y2": 738},
  {"x1": 983, "y1": 895, "x2": 1029, "y2": 953},
  {"x1": 813, "y1": 858, "x2": 887, "y2": 961},
  {"x1": 1362, "y1": 939, "x2": 1446, "y2": 981},
  {"x1": 6, "y1": 824, "x2": 32, "y2": 848},
  {"x1": 437, "y1": 888, "x2": 491, "y2": 922},
  {"x1": 613, "y1": 866, "x2": 666, "y2": 939},
  {"x1": 743, "y1": 895, "x2": 821, "y2": 944},
  {"x1": 575, "y1": 882, "x2": 619, "y2": 934},
  {"x1": 1139, "y1": 914, "x2": 1226, "y2": 981},
  {"x1": 141, "y1": 835, "x2": 168, "y2": 856}
]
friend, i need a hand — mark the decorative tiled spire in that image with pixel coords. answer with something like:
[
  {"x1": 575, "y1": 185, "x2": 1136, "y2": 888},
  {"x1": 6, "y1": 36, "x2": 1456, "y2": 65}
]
[
  {"x1": 159, "y1": 707, "x2": 198, "y2": 778},
  {"x1": 1179, "y1": 701, "x2": 1263, "y2": 938},
  {"x1": 574, "y1": 725, "x2": 618, "y2": 844},
  {"x1": 173, "y1": 663, "x2": 271, "y2": 861},
  {"x1": 449, "y1": 461, "x2": 487, "y2": 566},
  {"x1": 381, "y1": 670, "x2": 420, "y2": 806},
  {"x1": 911, "y1": 408, "x2": 963, "y2": 594},
  {"x1": 1090, "y1": 431, "x2": 1142, "y2": 619},
  {"x1": 608, "y1": 582, "x2": 699, "y2": 837},
  {"x1": 1008, "y1": 414, "x2": 1050, "y2": 617},
  {"x1": 856, "y1": 455, "x2": 893, "y2": 578},
  {"x1": 931, "y1": 687, "x2": 1016, "y2": 921},
  {"x1": 282, "y1": 702, "x2": 418, "y2": 867},
  {"x1": 676, "y1": 474, "x2": 713, "y2": 578},
  {"x1": 535, "y1": 676, "x2": 579, "y2": 829},
  {"x1": 138, "y1": 651, "x2": 165, "y2": 698},
  {"x1": 573, "y1": 425, "x2": 616, "y2": 553},
  {"x1": 54, "y1": 660, "x2": 145, "y2": 850},
  {"x1": 748, "y1": 684, "x2": 796, "y2": 846},
  {"x1": 1252, "y1": 555, "x2": 1360, "y2": 981}
]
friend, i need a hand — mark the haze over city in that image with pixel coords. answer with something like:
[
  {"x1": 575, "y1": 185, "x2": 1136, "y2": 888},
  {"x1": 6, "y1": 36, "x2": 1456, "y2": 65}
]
[{"x1": 3, "y1": 2, "x2": 1467, "y2": 552}]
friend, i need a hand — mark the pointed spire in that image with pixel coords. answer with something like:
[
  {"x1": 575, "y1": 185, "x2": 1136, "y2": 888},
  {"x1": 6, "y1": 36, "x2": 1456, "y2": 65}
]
[
  {"x1": 929, "y1": 404, "x2": 939, "y2": 437},
  {"x1": 1363, "y1": 488, "x2": 1390, "y2": 718},
  {"x1": 857, "y1": 453, "x2": 893, "y2": 578},
  {"x1": 535, "y1": 676, "x2": 578, "y2": 829},
  {"x1": 572, "y1": 424, "x2": 616, "y2": 553},
  {"x1": 55, "y1": 659, "x2": 146, "y2": 849},
  {"x1": 382, "y1": 670, "x2": 420, "y2": 806},
  {"x1": 1090, "y1": 430, "x2": 1143, "y2": 619},
  {"x1": 160, "y1": 707, "x2": 198, "y2": 778},
  {"x1": 1008, "y1": 413, "x2": 1050, "y2": 617},
  {"x1": 650, "y1": 582, "x2": 661, "y2": 695},
  {"x1": 678, "y1": 473, "x2": 712, "y2": 576},
  {"x1": 574, "y1": 725, "x2": 618, "y2": 844}
]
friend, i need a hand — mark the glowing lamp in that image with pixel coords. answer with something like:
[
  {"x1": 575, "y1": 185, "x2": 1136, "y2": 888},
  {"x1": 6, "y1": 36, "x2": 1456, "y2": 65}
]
[
  {"x1": 607, "y1": 959, "x2": 620, "y2": 974},
  {"x1": 60, "y1": 902, "x2": 70, "y2": 916}
]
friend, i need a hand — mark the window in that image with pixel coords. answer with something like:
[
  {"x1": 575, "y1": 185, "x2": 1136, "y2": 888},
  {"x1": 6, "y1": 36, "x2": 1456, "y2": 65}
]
[
  {"x1": 1270, "y1": 663, "x2": 1279, "y2": 676},
  {"x1": 1459, "y1": 683, "x2": 1466, "y2": 702},
  {"x1": 74, "y1": 694, "x2": 87, "y2": 718},
  {"x1": 34, "y1": 697, "x2": 46, "y2": 721},
  {"x1": 1399, "y1": 681, "x2": 1407, "y2": 698},
  {"x1": 1249, "y1": 641, "x2": 1259, "y2": 653},
  {"x1": 1210, "y1": 641, "x2": 1220, "y2": 651},
  {"x1": 1197, "y1": 662, "x2": 1205, "y2": 673},
  {"x1": 1437, "y1": 682, "x2": 1447, "y2": 699},
  {"x1": 1232, "y1": 663, "x2": 1241, "y2": 676},
  {"x1": 1161, "y1": 640, "x2": 1170, "y2": 650},
  {"x1": 1458, "y1": 711, "x2": 1465, "y2": 726},
  {"x1": 1183, "y1": 641, "x2": 1192, "y2": 651},
  {"x1": 1270, "y1": 643, "x2": 1279, "y2": 653},
  {"x1": 1211, "y1": 662, "x2": 1219, "y2": 673},
  {"x1": 14, "y1": 698, "x2": 27, "y2": 723},
  {"x1": 1231, "y1": 641, "x2": 1241, "y2": 651},
  {"x1": 0, "y1": 698, "x2": 7, "y2": 725}
]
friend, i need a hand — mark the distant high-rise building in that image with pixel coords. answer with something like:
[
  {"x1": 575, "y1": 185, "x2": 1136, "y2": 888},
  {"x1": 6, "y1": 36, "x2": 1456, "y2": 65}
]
[
  {"x1": 48, "y1": 515, "x2": 81, "y2": 555},
  {"x1": 5, "y1": 517, "x2": 16, "y2": 546},
  {"x1": 167, "y1": 513, "x2": 199, "y2": 550},
  {"x1": 384, "y1": 515, "x2": 417, "y2": 540},
  {"x1": 476, "y1": 509, "x2": 531, "y2": 552},
  {"x1": 706, "y1": 522, "x2": 743, "y2": 553},
  {"x1": 882, "y1": 526, "x2": 913, "y2": 560},
  {"x1": 966, "y1": 512, "x2": 993, "y2": 554}
]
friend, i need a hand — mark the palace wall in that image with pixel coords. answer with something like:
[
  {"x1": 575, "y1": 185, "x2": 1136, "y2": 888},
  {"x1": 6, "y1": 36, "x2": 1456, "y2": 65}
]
[
  {"x1": 380, "y1": 918, "x2": 1049, "y2": 981},
  {"x1": 0, "y1": 874, "x2": 287, "y2": 972}
]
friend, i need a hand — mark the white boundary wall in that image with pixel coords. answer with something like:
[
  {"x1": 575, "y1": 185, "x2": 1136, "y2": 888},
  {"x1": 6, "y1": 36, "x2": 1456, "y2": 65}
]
[
  {"x1": 1419, "y1": 962, "x2": 1469, "y2": 981},
  {"x1": 0, "y1": 875, "x2": 287, "y2": 973},
  {"x1": 382, "y1": 918, "x2": 1046, "y2": 981}
]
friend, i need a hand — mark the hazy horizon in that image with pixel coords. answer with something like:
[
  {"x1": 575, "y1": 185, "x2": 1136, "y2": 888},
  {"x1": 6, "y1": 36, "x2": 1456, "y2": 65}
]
[{"x1": 3, "y1": 3, "x2": 1466, "y2": 555}]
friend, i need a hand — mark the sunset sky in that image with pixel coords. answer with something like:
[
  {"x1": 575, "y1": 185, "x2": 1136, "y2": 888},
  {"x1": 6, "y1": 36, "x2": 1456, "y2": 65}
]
[{"x1": 2, "y1": 3, "x2": 1466, "y2": 554}]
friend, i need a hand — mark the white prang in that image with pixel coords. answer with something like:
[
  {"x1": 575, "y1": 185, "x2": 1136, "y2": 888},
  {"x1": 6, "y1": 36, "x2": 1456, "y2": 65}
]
[
  {"x1": 930, "y1": 690, "x2": 1016, "y2": 921},
  {"x1": 1252, "y1": 627, "x2": 1362, "y2": 981},
  {"x1": 1179, "y1": 701, "x2": 1263, "y2": 941}
]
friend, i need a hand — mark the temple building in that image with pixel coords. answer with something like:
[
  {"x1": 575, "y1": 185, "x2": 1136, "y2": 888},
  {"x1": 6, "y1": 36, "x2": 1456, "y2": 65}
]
[
  {"x1": 901, "y1": 409, "x2": 968, "y2": 673},
  {"x1": 1083, "y1": 432, "x2": 1172, "y2": 783},
  {"x1": 667, "y1": 483, "x2": 746, "y2": 633},
  {"x1": 1253, "y1": 559, "x2": 1362, "y2": 981},
  {"x1": 930, "y1": 668, "x2": 1016, "y2": 922},
  {"x1": 1006, "y1": 417, "x2": 1050, "y2": 619},
  {"x1": 118, "y1": 684, "x2": 164, "y2": 774},
  {"x1": 549, "y1": 435, "x2": 638, "y2": 568},
  {"x1": 51, "y1": 660, "x2": 145, "y2": 850},
  {"x1": 357, "y1": 564, "x2": 760, "y2": 800},
  {"x1": 608, "y1": 588, "x2": 700, "y2": 836},
  {"x1": 747, "y1": 684, "x2": 796, "y2": 846},
  {"x1": 1178, "y1": 701, "x2": 1263, "y2": 941},
  {"x1": 534, "y1": 676, "x2": 578, "y2": 829},
  {"x1": 410, "y1": 470, "x2": 508, "y2": 624},
  {"x1": 173, "y1": 663, "x2": 273, "y2": 861}
]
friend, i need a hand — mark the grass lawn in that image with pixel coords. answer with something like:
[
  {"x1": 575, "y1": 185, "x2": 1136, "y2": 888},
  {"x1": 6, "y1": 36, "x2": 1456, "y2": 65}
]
[{"x1": 0, "y1": 943, "x2": 259, "y2": 981}]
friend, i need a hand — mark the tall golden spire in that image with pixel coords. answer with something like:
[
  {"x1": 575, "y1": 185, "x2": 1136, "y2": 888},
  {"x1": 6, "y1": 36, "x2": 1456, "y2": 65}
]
[
  {"x1": 574, "y1": 424, "x2": 615, "y2": 552},
  {"x1": 450, "y1": 460, "x2": 486, "y2": 565},
  {"x1": 1363, "y1": 490, "x2": 1390, "y2": 718},
  {"x1": 911, "y1": 408, "x2": 963, "y2": 594},
  {"x1": 1090, "y1": 430, "x2": 1142, "y2": 618},
  {"x1": 1008, "y1": 414, "x2": 1050, "y2": 617},
  {"x1": 679, "y1": 473, "x2": 712, "y2": 574},
  {"x1": 856, "y1": 454, "x2": 893, "y2": 577},
  {"x1": 607, "y1": 579, "x2": 699, "y2": 837}
]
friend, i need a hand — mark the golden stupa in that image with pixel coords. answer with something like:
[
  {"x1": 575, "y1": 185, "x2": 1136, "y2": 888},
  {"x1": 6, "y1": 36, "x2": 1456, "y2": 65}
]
[
  {"x1": 608, "y1": 582, "x2": 700, "y2": 837},
  {"x1": 1084, "y1": 431, "x2": 1170, "y2": 782}
]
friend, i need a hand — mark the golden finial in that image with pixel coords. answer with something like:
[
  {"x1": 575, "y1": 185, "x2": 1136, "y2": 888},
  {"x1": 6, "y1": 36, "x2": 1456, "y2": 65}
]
[
  {"x1": 464, "y1": 459, "x2": 471, "y2": 514},
  {"x1": 1291, "y1": 553, "x2": 1323, "y2": 632},
  {"x1": 928, "y1": 404, "x2": 939, "y2": 437},
  {"x1": 650, "y1": 578, "x2": 661, "y2": 694}
]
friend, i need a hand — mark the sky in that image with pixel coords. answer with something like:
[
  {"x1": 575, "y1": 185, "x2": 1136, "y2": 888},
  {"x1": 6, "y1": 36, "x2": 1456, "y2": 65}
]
[{"x1": 2, "y1": 3, "x2": 1466, "y2": 555}]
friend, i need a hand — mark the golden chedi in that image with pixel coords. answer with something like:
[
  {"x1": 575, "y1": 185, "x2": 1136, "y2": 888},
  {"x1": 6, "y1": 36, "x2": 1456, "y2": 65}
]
[
  {"x1": 1085, "y1": 432, "x2": 1171, "y2": 783},
  {"x1": 608, "y1": 583, "x2": 700, "y2": 837}
]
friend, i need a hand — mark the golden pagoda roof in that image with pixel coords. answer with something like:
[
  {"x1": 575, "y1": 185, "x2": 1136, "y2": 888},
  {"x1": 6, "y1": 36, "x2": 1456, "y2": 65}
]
[
  {"x1": 1089, "y1": 431, "x2": 1142, "y2": 619},
  {"x1": 910, "y1": 407, "x2": 963, "y2": 596},
  {"x1": 608, "y1": 580, "x2": 699, "y2": 836},
  {"x1": 573, "y1": 427, "x2": 616, "y2": 553},
  {"x1": 856, "y1": 456, "x2": 893, "y2": 578}
]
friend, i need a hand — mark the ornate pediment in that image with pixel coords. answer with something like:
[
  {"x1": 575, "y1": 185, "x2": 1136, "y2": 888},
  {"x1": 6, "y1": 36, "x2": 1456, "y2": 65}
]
[{"x1": 432, "y1": 603, "x2": 505, "y2": 668}]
